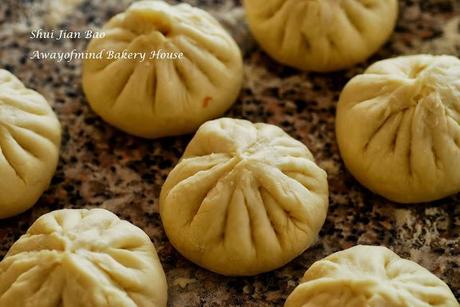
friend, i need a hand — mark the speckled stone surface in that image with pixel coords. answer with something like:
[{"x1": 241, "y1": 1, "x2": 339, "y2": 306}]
[{"x1": 0, "y1": 0, "x2": 459, "y2": 305}]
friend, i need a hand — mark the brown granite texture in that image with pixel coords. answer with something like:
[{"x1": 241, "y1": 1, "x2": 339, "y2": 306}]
[{"x1": 1, "y1": 0, "x2": 460, "y2": 306}]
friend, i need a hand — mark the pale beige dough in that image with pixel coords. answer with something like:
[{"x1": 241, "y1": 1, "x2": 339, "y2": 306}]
[
  {"x1": 244, "y1": 0, "x2": 398, "y2": 72},
  {"x1": 83, "y1": 0, "x2": 243, "y2": 139},
  {"x1": 160, "y1": 118, "x2": 329, "y2": 276},
  {"x1": 336, "y1": 55, "x2": 460, "y2": 203},
  {"x1": 0, "y1": 69, "x2": 61, "y2": 218},
  {"x1": 0, "y1": 208, "x2": 168, "y2": 307},
  {"x1": 285, "y1": 245, "x2": 459, "y2": 307}
]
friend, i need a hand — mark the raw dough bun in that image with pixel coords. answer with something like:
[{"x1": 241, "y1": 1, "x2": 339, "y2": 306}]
[
  {"x1": 336, "y1": 55, "x2": 460, "y2": 203},
  {"x1": 83, "y1": 0, "x2": 243, "y2": 139},
  {"x1": 160, "y1": 118, "x2": 329, "y2": 276},
  {"x1": 0, "y1": 69, "x2": 61, "y2": 218},
  {"x1": 244, "y1": 0, "x2": 398, "y2": 72},
  {"x1": 0, "y1": 209, "x2": 168, "y2": 307},
  {"x1": 285, "y1": 245, "x2": 459, "y2": 307}
]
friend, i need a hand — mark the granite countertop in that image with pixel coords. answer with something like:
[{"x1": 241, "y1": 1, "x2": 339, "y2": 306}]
[{"x1": 0, "y1": 0, "x2": 459, "y2": 305}]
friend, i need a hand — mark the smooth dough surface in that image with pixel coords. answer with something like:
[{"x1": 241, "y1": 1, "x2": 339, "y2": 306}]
[
  {"x1": 160, "y1": 118, "x2": 329, "y2": 276},
  {"x1": 336, "y1": 55, "x2": 460, "y2": 203},
  {"x1": 0, "y1": 209, "x2": 168, "y2": 307},
  {"x1": 284, "y1": 245, "x2": 459, "y2": 307},
  {"x1": 83, "y1": 0, "x2": 243, "y2": 138},
  {"x1": 0, "y1": 69, "x2": 61, "y2": 218},
  {"x1": 244, "y1": 0, "x2": 398, "y2": 72}
]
